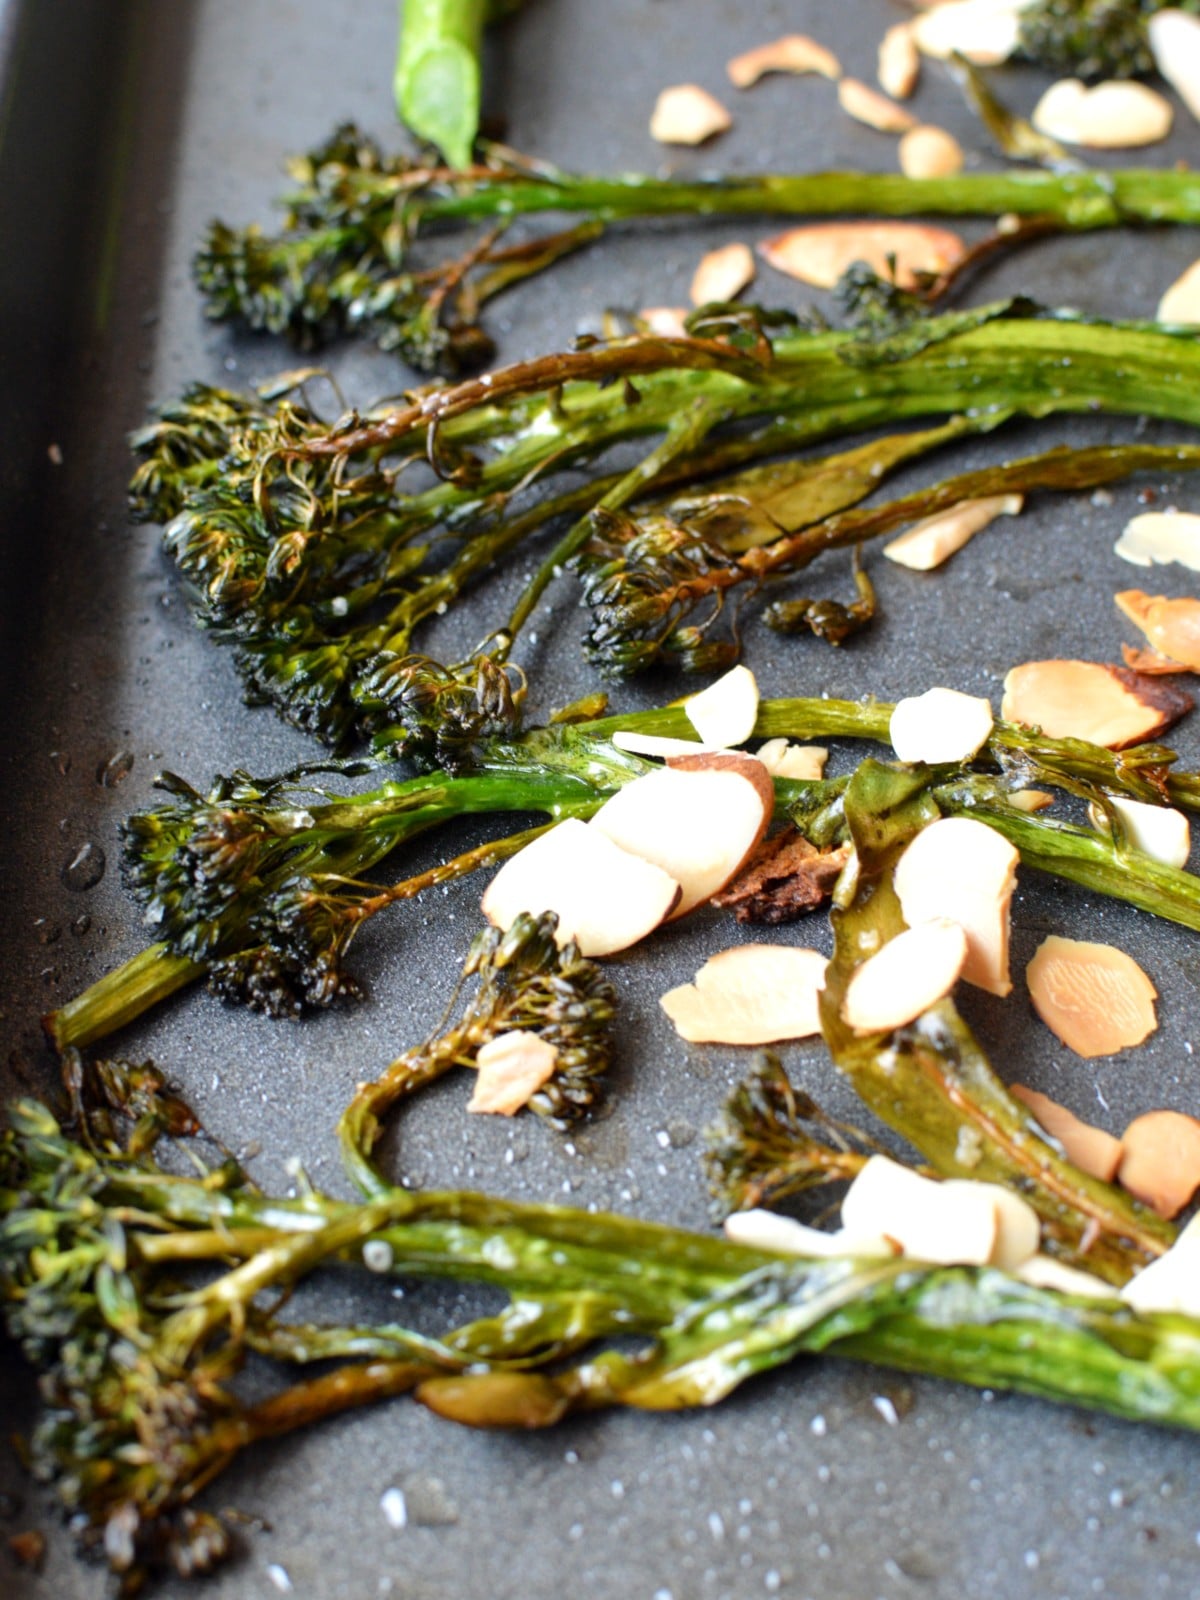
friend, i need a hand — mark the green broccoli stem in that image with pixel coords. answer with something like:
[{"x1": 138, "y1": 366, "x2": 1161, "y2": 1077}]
[{"x1": 394, "y1": 0, "x2": 489, "y2": 170}]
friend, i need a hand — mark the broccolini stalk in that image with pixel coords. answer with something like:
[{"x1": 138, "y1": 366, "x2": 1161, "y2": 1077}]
[
  {"x1": 395, "y1": 0, "x2": 526, "y2": 171},
  {"x1": 137, "y1": 304, "x2": 1200, "y2": 746},
  {"x1": 818, "y1": 759, "x2": 1174, "y2": 1283},
  {"x1": 196, "y1": 124, "x2": 1200, "y2": 368}
]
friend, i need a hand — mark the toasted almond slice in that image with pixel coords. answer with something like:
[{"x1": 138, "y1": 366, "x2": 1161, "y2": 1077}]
[
  {"x1": 893, "y1": 816, "x2": 1019, "y2": 996},
  {"x1": 1115, "y1": 510, "x2": 1200, "y2": 571},
  {"x1": 1116, "y1": 588, "x2": 1200, "y2": 672},
  {"x1": 726, "y1": 34, "x2": 841, "y2": 88},
  {"x1": 1031, "y1": 78, "x2": 1172, "y2": 149},
  {"x1": 1017, "y1": 1254, "x2": 1113, "y2": 1298},
  {"x1": 1148, "y1": 9, "x2": 1200, "y2": 122},
  {"x1": 649, "y1": 85, "x2": 732, "y2": 146},
  {"x1": 841, "y1": 1156, "x2": 997, "y2": 1265},
  {"x1": 724, "y1": 1209, "x2": 895, "y2": 1259},
  {"x1": 591, "y1": 752, "x2": 773, "y2": 919},
  {"x1": 1157, "y1": 260, "x2": 1200, "y2": 324},
  {"x1": 480, "y1": 817, "x2": 680, "y2": 957},
  {"x1": 690, "y1": 242, "x2": 755, "y2": 308},
  {"x1": 755, "y1": 739, "x2": 828, "y2": 780},
  {"x1": 988, "y1": 1185, "x2": 1043, "y2": 1270},
  {"x1": 889, "y1": 686, "x2": 994, "y2": 764},
  {"x1": 911, "y1": 0, "x2": 1029, "y2": 64},
  {"x1": 897, "y1": 123, "x2": 965, "y2": 178},
  {"x1": 611, "y1": 730, "x2": 711, "y2": 759},
  {"x1": 878, "y1": 22, "x2": 920, "y2": 100},
  {"x1": 660, "y1": 944, "x2": 827, "y2": 1044},
  {"x1": 883, "y1": 493, "x2": 1022, "y2": 571},
  {"x1": 1010, "y1": 1084, "x2": 1124, "y2": 1183},
  {"x1": 1121, "y1": 643, "x2": 1189, "y2": 675},
  {"x1": 1026, "y1": 934, "x2": 1158, "y2": 1060},
  {"x1": 1008, "y1": 789, "x2": 1054, "y2": 813},
  {"x1": 1088, "y1": 793, "x2": 1191, "y2": 869},
  {"x1": 684, "y1": 664, "x2": 759, "y2": 747},
  {"x1": 1121, "y1": 1215, "x2": 1200, "y2": 1312},
  {"x1": 1000, "y1": 659, "x2": 1193, "y2": 748},
  {"x1": 759, "y1": 221, "x2": 965, "y2": 290},
  {"x1": 838, "y1": 77, "x2": 917, "y2": 133},
  {"x1": 639, "y1": 306, "x2": 690, "y2": 339},
  {"x1": 468, "y1": 1031, "x2": 559, "y2": 1116},
  {"x1": 842, "y1": 918, "x2": 967, "y2": 1034},
  {"x1": 1119, "y1": 1111, "x2": 1200, "y2": 1218}
]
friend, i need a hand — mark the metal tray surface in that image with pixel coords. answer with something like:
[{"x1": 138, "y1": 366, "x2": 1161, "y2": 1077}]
[{"x1": 4, "y1": 2, "x2": 1200, "y2": 1596}]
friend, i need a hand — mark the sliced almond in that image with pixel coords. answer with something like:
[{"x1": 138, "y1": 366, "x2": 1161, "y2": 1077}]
[
  {"x1": 1121, "y1": 643, "x2": 1189, "y2": 675},
  {"x1": 1118, "y1": 1111, "x2": 1200, "y2": 1218},
  {"x1": 759, "y1": 221, "x2": 965, "y2": 291},
  {"x1": 1116, "y1": 588, "x2": 1200, "y2": 673},
  {"x1": 1148, "y1": 9, "x2": 1200, "y2": 123},
  {"x1": 1010, "y1": 1083, "x2": 1124, "y2": 1183},
  {"x1": 1088, "y1": 794, "x2": 1191, "y2": 870},
  {"x1": 1031, "y1": 78, "x2": 1172, "y2": 149},
  {"x1": 468, "y1": 1031, "x2": 558, "y2": 1116},
  {"x1": 883, "y1": 493, "x2": 1021, "y2": 571},
  {"x1": 639, "y1": 306, "x2": 690, "y2": 339},
  {"x1": 1115, "y1": 511, "x2": 1200, "y2": 572},
  {"x1": 989, "y1": 1185, "x2": 1042, "y2": 1271},
  {"x1": 842, "y1": 918, "x2": 967, "y2": 1034},
  {"x1": 878, "y1": 22, "x2": 920, "y2": 100},
  {"x1": 1157, "y1": 260, "x2": 1200, "y2": 325},
  {"x1": 911, "y1": 0, "x2": 1029, "y2": 64},
  {"x1": 889, "y1": 686, "x2": 994, "y2": 765},
  {"x1": 1000, "y1": 659, "x2": 1193, "y2": 748},
  {"x1": 841, "y1": 1155, "x2": 1040, "y2": 1268},
  {"x1": 684, "y1": 664, "x2": 759, "y2": 747},
  {"x1": 755, "y1": 739, "x2": 828, "y2": 781},
  {"x1": 1007, "y1": 789, "x2": 1054, "y2": 813},
  {"x1": 1017, "y1": 1254, "x2": 1113, "y2": 1299},
  {"x1": 649, "y1": 85, "x2": 732, "y2": 146},
  {"x1": 897, "y1": 124, "x2": 965, "y2": 179},
  {"x1": 838, "y1": 77, "x2": 917, "y2": 134},
  {"x1": 1121, "y1": 1216, "x2": 1200, "y2": 1313},
  {"x1": 660, "y1": 944, "x2": 827, "y2": 1044},
  {"x1": 1026, "y1": 935, "x2": 1158, "y2": 1060},
  {"x1": 611, "y1": 730, "x2": 711, "y2": 759},
  {"x1": 893, "y1": 816, "x2": 1019, "y2": 996},
  {"x1": 480, "y1": 817, "x2": 680, "y2": 958},
  {"x1": 690, "y1": 242, "x2": 756, "y2": 308},
  {"x1": 590, "y1": 751, "x2": 773, "y2": 919},
  {"x1": 726, "y1": 34, "x2": 841, "y2": 88},
  {"x1": 724, "y1": 1210, "x2": 895, "y2": 1259}
]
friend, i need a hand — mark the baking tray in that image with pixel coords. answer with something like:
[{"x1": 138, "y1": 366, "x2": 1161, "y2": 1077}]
[{"x1": 5, "y1": 2, "x2": 1200, "y2": 1596}]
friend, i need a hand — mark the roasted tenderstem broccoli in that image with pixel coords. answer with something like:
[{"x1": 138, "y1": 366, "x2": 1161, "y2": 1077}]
[{"x1": 1017, "y1": 0, "x2": 1200, "y2": 78}]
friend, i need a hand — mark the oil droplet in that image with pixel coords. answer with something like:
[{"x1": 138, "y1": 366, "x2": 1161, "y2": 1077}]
[
  {"x1": 71, "y1": 914, "x2": 92, "y2": 936},
  {"x1": 97, "y1": 750, "x2": 135, "y2": 787},
  {"x1": 61, "y1": 842, "x2": 106, "y2": 891},
  {"x1": 33, "y1": 918, "x2": 61, "y2": 945}
]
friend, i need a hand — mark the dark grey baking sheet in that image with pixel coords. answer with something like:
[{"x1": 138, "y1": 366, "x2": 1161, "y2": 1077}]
[{"x1": 5, "y1": 2, "x2": 1200, "y2": 1596}]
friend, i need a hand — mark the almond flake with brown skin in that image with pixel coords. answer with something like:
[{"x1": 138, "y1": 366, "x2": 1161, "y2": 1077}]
[
  {"x1": 837, "y1": 77, "x2": 918, "y2": 133},
  {"x1": 591, "y1": 751, "x2": 773, "y2": 919},
  {"x1": 842, "y1": 917, "x2": 968, "y2": 1034},
  {"x1": 1121, "y1": 642, "x2": 1188, "y2": 675},
  {"x1": 690, "y1": 242, "x2": 755, "y2": 308},
  {"x1": 893, "y1": 816, "x2": 1019, "y2": 996},
  {"x1": 726, "y1": 34, "x2": 841, "y2": 88},
  {"x1": 713, "y1": 830, "x2": 851, "y2": 925},
  {"x1": 883, "y1": 493, "x2": 1021, "y2": 570},
  {"x1": 1116, "y1": 588, "x2": 1200, "y2": 672},
  {"x1": 878, "y1": 22, "x2": 920, "y2": 100},
  {"x1": 1148, "y1": 9, "x2": 1200, "y2": 122},
  {"x1": 1000, "y1": 659, "x2": 1193, "y2": 748},
  {"x1": 1118, "y1": 1111, "x2": 1200, "y2": 1218},
  {"x1": 1032, "y1": 78, "x2": 1172, "y2": 148},
  {"x1": 649, "y1": 85, "x2": 732, "y2": 146},
  {"x1": 759, "y1": 221, "x2": 965, "y2": 290},
  {"x1": 1115, "y1": 511, "x2": 1200, "y2": 572},
  {"x1": 1026, "y1": 934, "x2": 1158, "y2": 1059},
  {"x1": 468, "y1": 1031, "x2": 559, "y2": 1116},
  {"x1": 1157, "y1": 260, "x2": 1200, "y2": 324},
  {"x1": 660, "y1": 944, "x2": 827, "y2": 1044},
  {"x1": 897, "y1": 124, "x2": 965, "y2": 178},
  {"x1": 1010, "y1": 1083, "x2": 1124, "y2": 1182}
]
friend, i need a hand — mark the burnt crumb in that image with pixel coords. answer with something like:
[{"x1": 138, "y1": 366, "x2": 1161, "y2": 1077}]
[{"x1": 714, "y1": 829, "x2": 850, "y2": 924}]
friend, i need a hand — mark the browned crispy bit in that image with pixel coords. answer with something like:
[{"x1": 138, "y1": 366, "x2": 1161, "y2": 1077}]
[
  {"x1": 8, "y1": 1531, "x2": 47, "y2": 1572},
  {"x1": 713, "y1": 828, "x2": 851, "y2": 924}
]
